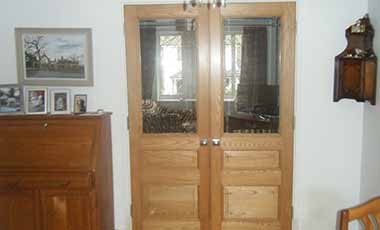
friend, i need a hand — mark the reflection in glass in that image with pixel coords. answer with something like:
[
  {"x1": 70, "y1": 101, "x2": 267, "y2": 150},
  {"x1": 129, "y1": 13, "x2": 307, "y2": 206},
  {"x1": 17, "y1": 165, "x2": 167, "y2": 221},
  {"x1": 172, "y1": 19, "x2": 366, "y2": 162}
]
[
  {"x1": 140, "y1": 19, "x2": 197, "y2": 133},
  {"x1": 224, "y1": 18, "x2": 280, "y2": 133}
]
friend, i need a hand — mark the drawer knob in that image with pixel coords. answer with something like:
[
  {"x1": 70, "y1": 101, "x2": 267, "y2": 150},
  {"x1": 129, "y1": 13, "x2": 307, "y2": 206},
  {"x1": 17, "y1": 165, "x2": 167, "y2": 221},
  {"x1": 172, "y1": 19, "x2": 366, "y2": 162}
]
[{"x1": 43, "y1": 122, "x2": 48, "y2": 128}]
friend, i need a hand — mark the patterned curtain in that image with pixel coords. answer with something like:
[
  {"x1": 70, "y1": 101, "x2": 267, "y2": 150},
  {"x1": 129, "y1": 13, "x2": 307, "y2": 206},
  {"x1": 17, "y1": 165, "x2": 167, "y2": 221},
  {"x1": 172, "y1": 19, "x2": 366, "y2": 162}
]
[{"x1": 236, "y1": 27, "x2": 268, "y2": 112}]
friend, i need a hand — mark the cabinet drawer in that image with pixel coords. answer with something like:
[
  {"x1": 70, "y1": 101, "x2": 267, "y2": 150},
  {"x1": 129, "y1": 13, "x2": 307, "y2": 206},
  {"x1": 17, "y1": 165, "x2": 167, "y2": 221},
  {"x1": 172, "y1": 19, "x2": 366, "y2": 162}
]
[
  {"x1": 0, "y1": 173, "x2": 94, "y2": 190},
  {"x1": 0, "y1": 119, "x2": 97, "y2": 171}
]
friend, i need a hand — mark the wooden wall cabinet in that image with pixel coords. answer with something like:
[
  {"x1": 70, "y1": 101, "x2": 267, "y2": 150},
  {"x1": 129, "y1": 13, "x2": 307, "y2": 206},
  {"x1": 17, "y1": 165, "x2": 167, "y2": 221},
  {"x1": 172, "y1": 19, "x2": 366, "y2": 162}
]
[
  {"x1": 334, "y1": 14, "x2": 378, "y2": 105},
  {"x1": 0, "y1": 114, "x2": 114, "y2": 230}
]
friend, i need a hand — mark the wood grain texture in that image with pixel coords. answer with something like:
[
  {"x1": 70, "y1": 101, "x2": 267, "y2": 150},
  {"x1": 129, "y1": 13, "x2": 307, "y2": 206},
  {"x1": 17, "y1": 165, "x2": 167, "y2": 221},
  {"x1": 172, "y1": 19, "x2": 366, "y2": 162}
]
[
  {"x1": 210, "y1": 3, "x2": 296, "y2": 230},
  {"x1": 125, "y1": 4, "x2": 210, "y2": 230},
  {"x1": 0, "y1": 115, "x2": 114, "y2": 230},
  {"x1": 142, "y1": 220, "x2": 201, "y2": 230},
  {"x1": 0, "y1": 190, "x2": 40, "y2": 230},
  {"x1": 143, "y1": 185, "x2": 198, "y2": 219},
  {"x1": 126, "y1": 3, "x2": 295, "y2": 230},
  {"x1": 142, "y1": 150, "x2": 198, "y2": 168},
  {"x1": 224, "y1": 186, "x2": 279, "y2": 219},
  {"x1": 224, "y1": 151, "x2": 279, "y2": 169},
  {"x1": 223, "y1": 170, "x2": 282, "y2": 186},
  {"x1": 222, "y1": 221, "x2": 280, "y2": 230}
]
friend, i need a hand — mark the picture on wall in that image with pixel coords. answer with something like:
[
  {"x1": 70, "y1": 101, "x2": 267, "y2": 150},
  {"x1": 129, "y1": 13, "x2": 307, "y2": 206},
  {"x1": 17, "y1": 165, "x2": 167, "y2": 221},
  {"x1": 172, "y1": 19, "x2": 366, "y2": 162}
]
[
  {"x1": 16, "y1": 28, "x2": 93, "y2": 86},
  {"x1": 0, "y1": 85, "x2": 23, "y2": 113},
  {"x1": 24, "y1": 87, "x2": 48, "y2": 114},
  {"x1": 50, "y1": 89, "x2": 71, "y2": 114}
]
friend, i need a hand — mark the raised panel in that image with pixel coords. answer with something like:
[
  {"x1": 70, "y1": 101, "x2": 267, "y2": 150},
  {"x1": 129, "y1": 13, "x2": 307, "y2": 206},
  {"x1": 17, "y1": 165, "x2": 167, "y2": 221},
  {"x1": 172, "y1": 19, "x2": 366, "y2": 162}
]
[
  {"x1": 143, "y1": 220, "x2": 200, "y2": 230},
  {"x1": 142, "y1": 168, "x2": 200, "y2": 185},
  {"x1": 143, "y1": 151, "x2": 198, "y2": 168},
  {"x1": 223, "y1": 170, "x2": 282, "y2": 186},
  {"x1": 0, "y1": 191, "x2": 38, "y2": 230},
  {"x1": 41, "y1": 190, "x2": 93, "y2": 230},
  {"x1": 143, "y1": 185, "x2": 198, "y2": 219},
  {"x1": 224, "y1": 151, "x2": 279, "y2": 169},
  {"x1": 0, "y1": 122, "x2": 95, "y2": 171},
  {"x1": 222, "y1": 221, "x2": 280, "y2": 230},
  {"x1": 224, "y1": 186, "x2": 279, "y2": 219}
]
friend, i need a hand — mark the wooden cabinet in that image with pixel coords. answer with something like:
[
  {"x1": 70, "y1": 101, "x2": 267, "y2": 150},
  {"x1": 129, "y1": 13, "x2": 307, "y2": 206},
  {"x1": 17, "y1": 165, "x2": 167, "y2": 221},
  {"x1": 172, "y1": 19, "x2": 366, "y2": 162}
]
[{"x1": 0, "y1": 115, "x2": 114, "y2": 230}]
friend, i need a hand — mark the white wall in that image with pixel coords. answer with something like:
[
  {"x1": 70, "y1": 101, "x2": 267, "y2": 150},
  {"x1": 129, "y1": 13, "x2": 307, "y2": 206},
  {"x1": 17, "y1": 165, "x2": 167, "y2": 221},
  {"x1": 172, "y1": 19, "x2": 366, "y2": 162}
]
[
  {"x1": 0, "y1": 0, "x2": 369, "y2": 229},
  {"x1": 360, "y1": 0, "x2": 380, "y2": 202},
  {"x1": 0, "y1": 1, "x2": 131, "y2": 229}
]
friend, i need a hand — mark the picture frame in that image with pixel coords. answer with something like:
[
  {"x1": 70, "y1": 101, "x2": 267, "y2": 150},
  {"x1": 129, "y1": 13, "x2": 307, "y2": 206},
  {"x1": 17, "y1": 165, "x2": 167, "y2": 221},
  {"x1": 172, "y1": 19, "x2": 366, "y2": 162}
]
[
  {"x1": 0, "y1": 85, "x2": 23, "y2": 114},
  {"x1": 50, "y1": 89, "x2": 71, "y2": 114},
  {"x1": 24, "y1": 87, "x2": 48, "y2": 114},
  {"x1": 15, "y1": 28, "x2": 94, "y2": 87},
  {"x1": 73, "y1": 94, "x2": 87, "y2": 114}
]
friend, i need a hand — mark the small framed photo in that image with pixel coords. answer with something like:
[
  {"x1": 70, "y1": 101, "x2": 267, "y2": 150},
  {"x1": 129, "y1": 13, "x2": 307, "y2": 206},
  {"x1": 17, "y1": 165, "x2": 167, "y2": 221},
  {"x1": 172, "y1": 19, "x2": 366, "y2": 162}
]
[
  {"x1": 0, "y1": 85, "x2": 23, "y2": 114},
  {"x1": 74, "y1": 94, "x2": 87, "y2": 114},
  {"x1": 50, "y1": 89, "x2": 71, "y2": 114},
  {"x1": 24, "y1": 87, "x2": 48, "y2": 114}
]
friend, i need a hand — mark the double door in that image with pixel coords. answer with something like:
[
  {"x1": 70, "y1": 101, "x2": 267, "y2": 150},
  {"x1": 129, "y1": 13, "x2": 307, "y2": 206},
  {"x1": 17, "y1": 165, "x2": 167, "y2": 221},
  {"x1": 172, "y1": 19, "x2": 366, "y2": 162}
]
[{"x1": 125, "y1": 3, "x2": 295, "y2": 230}]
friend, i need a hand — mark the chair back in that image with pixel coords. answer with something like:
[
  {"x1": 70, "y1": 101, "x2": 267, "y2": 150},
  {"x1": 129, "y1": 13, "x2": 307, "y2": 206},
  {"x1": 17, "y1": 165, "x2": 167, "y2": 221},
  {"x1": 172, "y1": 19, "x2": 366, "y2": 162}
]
[{"x1": 339, "y1": 197, "x2": 380, "y2": 230}]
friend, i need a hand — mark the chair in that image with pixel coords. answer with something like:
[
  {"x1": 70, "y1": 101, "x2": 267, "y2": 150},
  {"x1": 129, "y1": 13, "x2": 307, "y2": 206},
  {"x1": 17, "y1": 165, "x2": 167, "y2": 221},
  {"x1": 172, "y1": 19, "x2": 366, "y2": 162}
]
[{"x1": 339, "y1": 197, "x2": 380, "y2": 230}]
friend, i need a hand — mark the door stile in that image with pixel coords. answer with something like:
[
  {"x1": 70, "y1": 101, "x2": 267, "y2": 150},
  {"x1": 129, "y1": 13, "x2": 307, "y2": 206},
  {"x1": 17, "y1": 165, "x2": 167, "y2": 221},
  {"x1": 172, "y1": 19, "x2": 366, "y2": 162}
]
[
  {"x1": 209, "y1": 7, "x2": 224, "y2": 230},
  {"x1": 124, "y1": 6, "x2": 143, "y2": 230}
]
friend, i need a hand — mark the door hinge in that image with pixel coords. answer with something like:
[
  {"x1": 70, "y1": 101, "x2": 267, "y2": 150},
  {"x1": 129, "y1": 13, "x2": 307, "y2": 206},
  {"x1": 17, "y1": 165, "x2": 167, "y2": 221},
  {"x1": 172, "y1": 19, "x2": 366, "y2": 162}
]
[
  {"x1": 127, "y1": 115, "x2": 130, "y2": 130},
  {"x1": 130, "y1": 203, "x2": 133, "y2": 217},
  {"x1": 293, "y1": 116, "x2": 296, "y2": 130}
]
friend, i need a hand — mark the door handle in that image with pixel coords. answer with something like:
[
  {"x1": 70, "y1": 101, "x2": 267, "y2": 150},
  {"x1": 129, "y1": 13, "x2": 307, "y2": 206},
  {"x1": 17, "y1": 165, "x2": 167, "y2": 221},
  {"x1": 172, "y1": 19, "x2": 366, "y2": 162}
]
[
  {"x1": 200, "y1": 138, "x2": 209, "y2": 146},
  {"x1": 212, "y1": 139, "x2": 221, "y2": 146}
]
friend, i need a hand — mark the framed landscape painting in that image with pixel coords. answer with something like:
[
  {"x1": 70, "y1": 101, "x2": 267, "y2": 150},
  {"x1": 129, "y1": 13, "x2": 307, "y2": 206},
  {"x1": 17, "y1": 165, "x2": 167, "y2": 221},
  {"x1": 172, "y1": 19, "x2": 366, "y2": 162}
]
[{"x1": 15, "y1": 28, "x2": 93, "y2": 86}]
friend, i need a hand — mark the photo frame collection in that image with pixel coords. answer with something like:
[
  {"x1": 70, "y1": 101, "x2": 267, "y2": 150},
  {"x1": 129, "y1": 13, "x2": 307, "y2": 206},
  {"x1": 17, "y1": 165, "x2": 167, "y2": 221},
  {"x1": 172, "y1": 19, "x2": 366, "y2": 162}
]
[
  {"x1": 0, "y1": 85, "x2": 87, "y2": 115},
  {"x1": 0, "y1": 28, "x2": 92, "y2": 115}
]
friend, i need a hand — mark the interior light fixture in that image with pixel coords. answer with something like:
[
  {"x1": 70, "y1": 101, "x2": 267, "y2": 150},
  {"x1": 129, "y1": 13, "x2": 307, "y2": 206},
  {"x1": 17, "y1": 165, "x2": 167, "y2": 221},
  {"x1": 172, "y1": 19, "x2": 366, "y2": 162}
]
[{"x1": 183, "y1": 0, "x2": 227, "y2": 11}]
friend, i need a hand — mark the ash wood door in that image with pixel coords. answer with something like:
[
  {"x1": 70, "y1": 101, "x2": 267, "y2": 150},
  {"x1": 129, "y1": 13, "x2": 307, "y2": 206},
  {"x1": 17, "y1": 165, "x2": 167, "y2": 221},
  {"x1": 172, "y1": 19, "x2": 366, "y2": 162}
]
[
  {"x1": 125, "y1": 3, "x2": 295, "y2": 230},
  {"x1": 125, "y1": 5, "x2": 211, "y2": 230},
  {"x1": 209, "y1": 3, "x2": 295, "y2": 230}
]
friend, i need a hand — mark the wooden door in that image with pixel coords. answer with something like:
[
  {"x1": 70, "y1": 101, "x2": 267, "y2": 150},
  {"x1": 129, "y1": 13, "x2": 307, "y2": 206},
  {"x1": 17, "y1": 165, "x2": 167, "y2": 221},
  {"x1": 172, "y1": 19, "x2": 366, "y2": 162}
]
[
  {"x1": 40, "y1": 190, "x2": 94, "y2": 230},
  {"x1": 125, "y1": 5, "x2": 210, "y2": 230},
  {"x1": 125, "y1": 3, "x2": 295, "y2": 230},
  {"x1": 209, "y1": 3, "x2": 295, "y2": 230},
  {"x1": 0, "y1": 190, "x2": 39, "y2": 230}
]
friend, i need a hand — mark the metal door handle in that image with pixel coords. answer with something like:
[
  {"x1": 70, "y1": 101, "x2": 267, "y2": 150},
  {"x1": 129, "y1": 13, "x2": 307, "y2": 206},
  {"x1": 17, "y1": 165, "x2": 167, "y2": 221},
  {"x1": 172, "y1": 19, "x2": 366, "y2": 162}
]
[
  {"x1": 200, "y1": 139, "x2": 209, "y2": 146},
  {"x1": 212, "y1": 139, "x2": 221, "y2": 146}
]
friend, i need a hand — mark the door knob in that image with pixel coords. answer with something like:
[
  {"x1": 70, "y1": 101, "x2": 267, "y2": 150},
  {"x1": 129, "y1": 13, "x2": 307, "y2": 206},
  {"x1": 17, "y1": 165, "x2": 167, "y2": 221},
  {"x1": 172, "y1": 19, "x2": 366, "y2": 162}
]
[
  {"x1": 200, "y1": 139, "x2": 209, "y2": 146},
  {"x1": 212, "y1": 139, "x2": 221, "y2": 146}
]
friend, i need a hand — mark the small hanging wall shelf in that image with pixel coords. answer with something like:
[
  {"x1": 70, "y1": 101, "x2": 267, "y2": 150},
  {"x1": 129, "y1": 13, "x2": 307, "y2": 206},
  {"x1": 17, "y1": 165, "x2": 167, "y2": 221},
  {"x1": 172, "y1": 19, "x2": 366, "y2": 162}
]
[{"x1": 334, "y1": 14, "x2": 377, "y2": 105}]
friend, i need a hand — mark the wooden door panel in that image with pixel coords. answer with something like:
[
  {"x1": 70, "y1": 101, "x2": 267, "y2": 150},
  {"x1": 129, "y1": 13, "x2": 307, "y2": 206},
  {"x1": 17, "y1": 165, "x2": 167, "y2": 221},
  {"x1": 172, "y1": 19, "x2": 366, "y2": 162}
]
[
  {"x1": 224, "y1": 151, "x2": 280, "y2": 169},
  {"x1": 143, "y1": 185, "x2": 198, "y2": 219},
  {"x1": 143, "y1": 220, "x2": 200, "y2": 230},
  {"x1": 0, "y1": 191, "x2": 39, "y2": 230},
  {"x1": 222, "y1": 221, "x2": 280, "y2": 230},
  {"x1": 223, "y1": 186, "x2": 279, "y2": 219},
  {"x1": 142, "y1": 150, "x2": 198, "y2": 168},
  {"x1": 41, "y1": 190, "x2": 93, "y2": 230}
]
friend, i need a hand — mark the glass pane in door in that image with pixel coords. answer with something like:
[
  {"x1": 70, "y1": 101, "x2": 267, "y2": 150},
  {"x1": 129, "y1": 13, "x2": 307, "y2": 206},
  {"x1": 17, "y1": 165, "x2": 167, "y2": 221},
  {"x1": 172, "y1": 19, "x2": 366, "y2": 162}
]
[
  {"x1": 223, "y1": 18, "x2": 280, "y2": 134},
  {"x1": 139, "y1": 19, "x2": 198, "y2": 133}
]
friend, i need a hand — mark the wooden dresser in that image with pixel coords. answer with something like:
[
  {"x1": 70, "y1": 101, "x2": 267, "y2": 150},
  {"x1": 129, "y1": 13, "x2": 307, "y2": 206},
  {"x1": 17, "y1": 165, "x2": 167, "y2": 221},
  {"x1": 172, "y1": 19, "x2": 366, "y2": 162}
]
[{"x1": 0, "y1": 114, "x2": 114, "y2": 230}]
